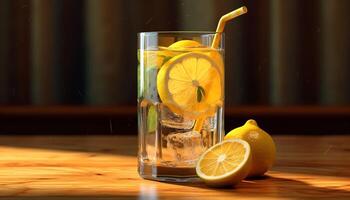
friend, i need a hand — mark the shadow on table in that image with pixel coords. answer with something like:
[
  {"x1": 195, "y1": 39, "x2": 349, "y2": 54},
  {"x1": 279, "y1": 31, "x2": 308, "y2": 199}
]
[
  {"x1": 1, "y1": 176, "x2": 349, "y2": 199},
  {"x1": 273, "y1": 166, "x2": 350, "y2": 178},
  {"x1": 0, "y1": 196, "x2": 138, "y2": 200},
  {"x1": 164, "y1": 175, "x2": 350, "y2": 199},
  {"x1": 0, "y1": 135, "x2": 137, "y2": 157}
]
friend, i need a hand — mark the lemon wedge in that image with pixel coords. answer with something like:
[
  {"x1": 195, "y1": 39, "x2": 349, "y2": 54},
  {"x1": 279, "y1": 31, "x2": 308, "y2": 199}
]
[
  {"x1": 157, "y1": 52, "x2": 222, "y2": 119},
  {"x1": 196, "y1": 139, "x2": 252, "y2": 187}
]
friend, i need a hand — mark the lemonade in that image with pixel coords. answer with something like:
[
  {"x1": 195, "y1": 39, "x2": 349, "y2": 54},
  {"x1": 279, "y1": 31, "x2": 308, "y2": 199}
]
[{"x1": 138, "y1": 32, "x2": 225, "y2": 181}]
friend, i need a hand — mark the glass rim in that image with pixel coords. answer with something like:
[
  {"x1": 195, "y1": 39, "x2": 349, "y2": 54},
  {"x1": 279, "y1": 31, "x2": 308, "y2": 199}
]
[{"x1": 138, "y1": 31, "x2": 224, "y2": 36}]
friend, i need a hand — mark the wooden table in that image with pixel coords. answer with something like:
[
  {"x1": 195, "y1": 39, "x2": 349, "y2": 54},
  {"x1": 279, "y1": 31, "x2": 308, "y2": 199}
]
[{"x1": 0, "y1": 135, "x2": 349, "y2": 199}]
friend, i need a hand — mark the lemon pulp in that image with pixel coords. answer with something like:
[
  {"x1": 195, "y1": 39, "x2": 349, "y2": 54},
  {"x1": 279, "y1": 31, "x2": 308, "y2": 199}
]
[{"x1": 196, "y1": 139, "x2": 252, "y2": 187}]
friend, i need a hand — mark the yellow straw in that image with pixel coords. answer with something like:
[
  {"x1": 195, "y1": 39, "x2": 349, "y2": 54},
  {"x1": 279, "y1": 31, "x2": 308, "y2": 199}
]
[
  {"x1": 212, "y1": 6, "x2": 248, "y2": 48},
  {"x1": 193, "y1": 6, "x2": 248, "y2": 132}
]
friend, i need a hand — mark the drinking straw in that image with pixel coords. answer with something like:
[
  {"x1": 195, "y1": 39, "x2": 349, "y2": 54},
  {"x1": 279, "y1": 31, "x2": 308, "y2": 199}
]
[
  {"x1": 193, "y1": 6, "x2": 248, "y2": 133},
  {"x1": 211, "y1": 6, "x2": 247, "y2": 48}
]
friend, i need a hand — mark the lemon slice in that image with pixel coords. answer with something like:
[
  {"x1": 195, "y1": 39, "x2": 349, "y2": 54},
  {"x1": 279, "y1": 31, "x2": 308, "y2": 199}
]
[
  {"x1": 167, "y1": 40, "x2": 224, "y2": 75},
  {"x1": 157, "y1": 52, "x2": 222, "y2": 119},
  {"x1": 138, "y1": 50, "x2": 176, "y2": 69},
  {"x1": 168, "y1": 40, "x2": 202, "y2": 49},
  {"x1": 169, "y1": 40, "x2": 223, "y2": 73},
  {"x1": 207, "y1": 50, "x2": 224, "y2": 75},
  {"x1": 196, "y1": 139, "x2": 252, "y2": 187}
]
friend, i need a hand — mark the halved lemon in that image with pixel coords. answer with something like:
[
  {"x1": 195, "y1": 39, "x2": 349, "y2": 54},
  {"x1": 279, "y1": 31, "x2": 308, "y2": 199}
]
[
  {"x1": 157, "y1": 52, "x2": 223, "y2": 119},
  {"x1": 225, "y1": 119, "x2": 276, "y2": 177},
  {"x1": 196, "y1": 139, "x2": 252, "y2": 187}
]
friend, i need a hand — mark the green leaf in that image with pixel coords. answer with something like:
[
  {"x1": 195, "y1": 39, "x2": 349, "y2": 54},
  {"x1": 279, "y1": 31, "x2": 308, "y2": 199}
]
[
  {"x1": 144, "y1": 67, "x2": 159, "y2": 101},
  {"x1": 161, "y1": 56, "x2": 172, "y2": 66},
  {"x1": 197, "y1": 86, "x2": 206, "y2": 102},
  {"x1": 147, "y1": 106, "x2": 157, "y2": 133},
  {"x1": 137, "y1": 64, "x2": 142, "y2": 98}
]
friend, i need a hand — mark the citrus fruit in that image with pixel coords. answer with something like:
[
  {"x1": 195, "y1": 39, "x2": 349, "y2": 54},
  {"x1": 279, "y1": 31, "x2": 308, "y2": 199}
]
[
  {"x1": 224, "y1": 119, "x2": 276, "y2": 177},
  {"x1": 157, "y1": 52, "x2": 222, "y2": 119},
  {"x1": 137, "y1": 50, "x2": 175, "y2": 69},
  {"x1": 196, "y1": 139, "x2": 252, "y2": 187},
  {"x1": 207, "y1": 50, "x2": 224, "y2": 75},
  {"x1": 168, "y1": 40, "x2": 202, "y2": 49},
  {"x1": 168, "y1": 40, "x2": 224, "y2": 75}
]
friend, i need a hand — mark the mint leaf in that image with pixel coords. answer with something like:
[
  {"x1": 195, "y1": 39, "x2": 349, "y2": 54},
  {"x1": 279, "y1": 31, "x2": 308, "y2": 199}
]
[
  {"x1": 197, "y1": 86, "x2": 206, "y2": 102},
  {"x1": 160, "y1": 56, "x2": 172, "y2": 66},
  {"x1": 147, "y1": 106, "x2": 157, "y2": 133}
]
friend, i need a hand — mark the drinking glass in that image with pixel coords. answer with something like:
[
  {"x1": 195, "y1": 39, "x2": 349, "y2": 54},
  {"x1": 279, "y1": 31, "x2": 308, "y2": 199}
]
[{"x1": 138, "y1": 31, "x2": 225, "y2": 182}]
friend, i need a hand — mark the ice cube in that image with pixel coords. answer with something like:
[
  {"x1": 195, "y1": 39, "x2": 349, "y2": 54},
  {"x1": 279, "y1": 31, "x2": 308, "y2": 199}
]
[
  {"x1": 203, "y1": 115, "x2": 217, "y2": 131},
  {"x1": 160, "y1": 105, "x2": 194, "y2": 129},
  {"x1": 166, "y1": 131, "x2": 205, "y2": 165}
]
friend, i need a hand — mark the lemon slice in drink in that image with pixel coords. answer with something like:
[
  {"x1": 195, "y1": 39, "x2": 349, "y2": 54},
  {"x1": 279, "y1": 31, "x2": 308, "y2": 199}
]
[
  {"x1": 138, "y1": 50, "x2": 176, "y2": 69},
  {"x1": 196, "y1": 139, "x2": 252, "y2": 187},
  {"x1": 168, "y1": 40, "x2": 202, "y2": 49},
  {"x1": 157, "y1": 52, "x2": 222, "y2": 119},
  {"x1": 168, "y1": 40, "x2": 224, "y2": 75},
  {"x1": 207, "y1": 50, "x2": 224, "y2": 75}
]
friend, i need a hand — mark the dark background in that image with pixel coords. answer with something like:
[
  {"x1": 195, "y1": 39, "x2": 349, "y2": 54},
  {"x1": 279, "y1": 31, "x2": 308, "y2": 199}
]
[{"x1": 0, "y1": 0, "x2": 349, "y2": 134}]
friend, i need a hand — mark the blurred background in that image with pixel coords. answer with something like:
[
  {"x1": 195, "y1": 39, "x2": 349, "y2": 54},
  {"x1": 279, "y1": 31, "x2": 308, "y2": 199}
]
[{"x1": 0, "y1": 0, "x2": 349, "y2": 134}]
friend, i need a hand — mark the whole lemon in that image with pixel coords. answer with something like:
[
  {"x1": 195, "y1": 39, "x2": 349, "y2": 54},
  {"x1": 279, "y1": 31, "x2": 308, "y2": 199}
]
[{"x1": 224, "y1": 119, "x2": 276, "y2": 177}]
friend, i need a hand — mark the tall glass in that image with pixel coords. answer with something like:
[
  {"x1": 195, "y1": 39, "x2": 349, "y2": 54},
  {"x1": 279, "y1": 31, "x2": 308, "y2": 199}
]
[{"x1": 138, "y1": 32, "x2": 225, "y2": 182}]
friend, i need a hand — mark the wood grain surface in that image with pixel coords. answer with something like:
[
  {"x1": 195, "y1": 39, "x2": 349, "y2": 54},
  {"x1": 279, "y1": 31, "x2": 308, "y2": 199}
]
[{"x1": 0, "y1": 135, "x2": 349, "y2": 199}]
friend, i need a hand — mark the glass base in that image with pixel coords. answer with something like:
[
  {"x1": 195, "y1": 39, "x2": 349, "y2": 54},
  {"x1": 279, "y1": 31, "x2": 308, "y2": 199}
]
[
  {"x1": 138, "y1": 162, "x2": 201, "y2": 183},
  {"x1": 139, "y1": 174, "x2": 201, "y2": 183}
]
